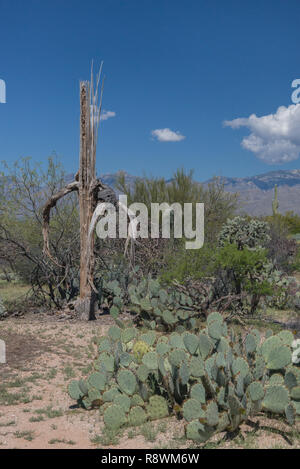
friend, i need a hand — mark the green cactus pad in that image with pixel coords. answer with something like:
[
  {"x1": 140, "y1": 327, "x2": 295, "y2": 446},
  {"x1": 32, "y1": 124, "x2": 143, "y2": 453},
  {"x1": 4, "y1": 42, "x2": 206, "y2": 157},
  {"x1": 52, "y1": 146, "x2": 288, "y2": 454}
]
[
  {"x1": 247, "y1": 381, "x2": 264, "y2": 402},
  {"x1": 266, "y1": 345, "x2": 291, "y2": 370},
  {"x1": 103, "y1": 404, "x2": 127, "y2": 430},
  {"x1": 231, "y1": 357, "x2": 249, "y2": 378},
  {"x1": 290, "y1": 385, "x2": 300, "y2": 400},
  {"x1": 207, "y1": 312, "x2": 223, "y2": 324},
  {"x1": 102, "y1": 387, "x2": 121, "y2": 402},
  {"x1": 245, "y1": 333, "x2": 257, "y2": 354},
  {"x1": 142, "y1": 351, "x2": 159, "y2": 370},
  {"x1": 277, "y1": 330, "x2": 294, "y2": 346},
  {"x1": 198, "y1": 334, "x2": 214, "y2": 359},
  {"x1": 162, "y1": 309, "x2": 176, "y2": 325},
  {"x1": 131, "y1": 394, "x2": 145, "y2": 406},
  {"x1": 261, "y1": 336, "x2": 282, "y2": 361},
  {"x1": 121, "y1": 327, "x2": 137, "y2": 344},
  {"x1": 114, "y1": 394, "x2": 131, "y2": 413},
  {"x1": 207, "y1": 320, "x2": 223, "y2": 340},
  {"x1": 190, "y1": 382, "x2": 206, "y2": 404},
  {"x1": 108, "y1": 325, "x2": 122, "y2": 342},
  {"x1": 183, "y1": 333, "x2": 199, "y2": 355},
  {"x1": 269, "y1": 373, "x2": 284, "y2": 386},
  {"x1": 140, "y1": 331, "x2": 157, "y2": 346},
  {"x1": 68, "y1": 381, "x2": 84, "y2": 400},
  {"x1": 98, "y1": 337, "x2": 112, "y2": 353},
  {"x1": 128, "y1": 406, "x2": 147, "y2": 426},
  {"x1": 88, "y1": 372, "x2": 106, "y2": 391},
  {"x1": 262, "y1": 385, "x2": 290, "y2": 413},
  {"x1": 156, "y1": 342, "x2": 170, "y2": 355},
  {"x1": 137, "y1": 364, "x2": 149, "y2": 382},
  {"x1": 182, "y1": 398, "x2": 205, "y2": 422},
  {"x1": 170, "y1": 333, "x2": 185, "y2": 349},
  {"x1": 169, "y1": 349, "x2": 188, "y2": 367},
  {"x1": 98, "y1": 352, "x2": 115, "y2": 373},
  {"x1": 190, "y1": 356, "x2": 205, "y2": 377},
  {"x1": 119, "y1": 352, "x2": 133, "y2": 367},
  {"x1": 147, "y1": 395, "x2": 169, "y2": 420},
  {"x1": 117, "y1": 370, "x2": 137, "y2": 395},
  {"x1": 206, "y1": 401, "x2": 219, "y2": 426}
]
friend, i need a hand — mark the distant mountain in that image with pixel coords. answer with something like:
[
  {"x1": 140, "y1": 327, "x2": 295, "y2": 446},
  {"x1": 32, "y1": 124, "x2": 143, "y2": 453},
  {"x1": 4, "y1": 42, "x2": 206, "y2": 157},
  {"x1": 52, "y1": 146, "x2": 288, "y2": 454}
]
[
  {"x1": 205, "y1": 170, "x2": 300, "y2": 215},
  {"x1": 67, "y1": 169, "x2": 300, "y2": 216}
]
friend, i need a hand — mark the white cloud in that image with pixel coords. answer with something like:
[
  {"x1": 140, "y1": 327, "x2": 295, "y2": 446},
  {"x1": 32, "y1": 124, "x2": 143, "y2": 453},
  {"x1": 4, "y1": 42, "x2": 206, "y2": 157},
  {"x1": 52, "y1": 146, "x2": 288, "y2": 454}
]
[
  {"x1": 100, "y1": 110, "x2": 116, "y2": 121},
  {"x1": 151, "y1": 128, "x2": 186, "y2": 142},
  {"x1": 224, "y1": 103, "x2": 300, "y2": 164}
]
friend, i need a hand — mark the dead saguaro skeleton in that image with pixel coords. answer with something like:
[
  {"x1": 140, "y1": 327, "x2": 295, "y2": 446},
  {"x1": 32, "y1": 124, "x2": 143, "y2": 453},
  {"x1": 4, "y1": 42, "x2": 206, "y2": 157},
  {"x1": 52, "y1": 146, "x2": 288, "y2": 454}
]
[{"x1": 42, "y1": 65, "x2": 117, "y2": 320}]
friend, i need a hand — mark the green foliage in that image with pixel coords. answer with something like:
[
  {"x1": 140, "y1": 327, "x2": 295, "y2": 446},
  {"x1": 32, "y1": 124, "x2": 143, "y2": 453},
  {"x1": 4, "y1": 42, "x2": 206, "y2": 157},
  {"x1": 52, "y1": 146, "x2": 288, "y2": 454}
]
[
  {"x1": 67, "y1": 313, "x2": 300, "y2": 442},
  {"x1": 215, "y1": 243, "x2": 274, "y2": 297},
  {"x1": 116, "y1": 170, "x2": 238, "y2": 244}
]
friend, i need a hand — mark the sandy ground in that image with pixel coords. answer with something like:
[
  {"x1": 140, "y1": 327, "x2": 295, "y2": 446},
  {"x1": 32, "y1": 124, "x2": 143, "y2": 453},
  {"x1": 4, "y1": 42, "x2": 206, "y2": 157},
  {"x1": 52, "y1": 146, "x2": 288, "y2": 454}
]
[{"x1": 0, "y1": 314, "x2": 299, "y2": 450}]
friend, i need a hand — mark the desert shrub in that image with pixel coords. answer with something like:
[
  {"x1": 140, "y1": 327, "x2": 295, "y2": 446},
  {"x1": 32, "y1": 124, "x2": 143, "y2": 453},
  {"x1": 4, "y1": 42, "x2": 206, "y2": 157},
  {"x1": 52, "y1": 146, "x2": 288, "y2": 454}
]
[
  {"x1": 214, "y1": 243, "x2": 274, "y2": 314},
  {"x1": 68, "y1": 312, "x2": 300, "y2": 443},
  {"x1": 116, "y1": 169, "x2": 238, "y2": 244},
  {"x1": 160, "y1": 241, "x2": 216, "y2": 284},
  {"x1": 0, "y1": 157, "x2": 80, "y2": 307}
]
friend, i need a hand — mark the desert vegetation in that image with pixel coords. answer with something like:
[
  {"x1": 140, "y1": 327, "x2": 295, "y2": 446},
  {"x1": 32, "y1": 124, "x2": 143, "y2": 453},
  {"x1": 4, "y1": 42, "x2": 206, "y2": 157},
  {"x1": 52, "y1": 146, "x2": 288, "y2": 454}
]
[{"x1": 0, "y1": 150, "x2": 300, "y2": 449}]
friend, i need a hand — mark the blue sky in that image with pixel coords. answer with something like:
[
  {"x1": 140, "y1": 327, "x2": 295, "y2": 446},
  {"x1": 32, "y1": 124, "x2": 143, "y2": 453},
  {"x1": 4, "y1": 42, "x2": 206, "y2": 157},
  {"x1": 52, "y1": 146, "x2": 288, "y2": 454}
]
[{"x1": 1, "y1": 0, "x2": 300, "y2": 181}]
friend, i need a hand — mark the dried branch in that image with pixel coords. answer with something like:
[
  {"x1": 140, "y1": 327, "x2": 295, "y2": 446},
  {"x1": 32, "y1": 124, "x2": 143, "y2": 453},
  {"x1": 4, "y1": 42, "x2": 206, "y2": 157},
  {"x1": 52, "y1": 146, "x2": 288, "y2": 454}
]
[{"x1": 42, "y1": 180, "x2": 79, "y2": 263}]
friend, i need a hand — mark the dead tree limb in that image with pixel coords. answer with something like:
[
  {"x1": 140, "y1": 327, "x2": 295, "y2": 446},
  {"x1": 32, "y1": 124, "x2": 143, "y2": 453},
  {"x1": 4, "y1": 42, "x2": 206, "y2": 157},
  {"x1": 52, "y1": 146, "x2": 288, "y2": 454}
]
[
  {"x1": 42, "y1": 181, "x2": 79, "y2": 264},
  {"x1": 42, "y1": 64, "x2": 105, "y2": 320}
]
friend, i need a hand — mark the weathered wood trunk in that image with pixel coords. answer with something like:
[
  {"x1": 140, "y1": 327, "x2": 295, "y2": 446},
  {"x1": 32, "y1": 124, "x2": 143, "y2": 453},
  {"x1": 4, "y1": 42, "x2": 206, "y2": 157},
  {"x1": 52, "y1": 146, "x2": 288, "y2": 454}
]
[
  {"x1": 77, "y1": 82, "x2": 97, "y2": 320},
  {"x1": 42, "y1": 65, "x2": 109, "y2": 321}
]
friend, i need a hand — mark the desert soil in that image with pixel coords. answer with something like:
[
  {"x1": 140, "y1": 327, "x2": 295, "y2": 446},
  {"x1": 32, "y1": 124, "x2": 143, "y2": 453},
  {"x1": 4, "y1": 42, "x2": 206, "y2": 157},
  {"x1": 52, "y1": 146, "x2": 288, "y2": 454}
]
[{"x1": 0, "y1": 313, "x2": 299, "y2": 450}]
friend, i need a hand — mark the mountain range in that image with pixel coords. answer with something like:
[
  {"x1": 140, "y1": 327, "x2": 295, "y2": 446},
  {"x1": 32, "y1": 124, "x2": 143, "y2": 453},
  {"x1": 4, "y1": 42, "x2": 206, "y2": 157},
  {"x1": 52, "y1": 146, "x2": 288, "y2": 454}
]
[{"x1": 95, "y1": 169, "x2": 300, "y2": 216}]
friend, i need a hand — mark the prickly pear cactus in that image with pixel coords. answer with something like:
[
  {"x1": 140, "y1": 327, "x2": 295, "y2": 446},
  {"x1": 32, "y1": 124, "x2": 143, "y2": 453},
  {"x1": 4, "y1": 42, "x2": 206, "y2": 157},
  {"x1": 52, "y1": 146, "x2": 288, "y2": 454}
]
[
  {"x1": 68, "y1": 313, "x2": 299, "y2": 441},
  {"x1": 110, "y1": 275, "x2": 203, "y2": 331}
]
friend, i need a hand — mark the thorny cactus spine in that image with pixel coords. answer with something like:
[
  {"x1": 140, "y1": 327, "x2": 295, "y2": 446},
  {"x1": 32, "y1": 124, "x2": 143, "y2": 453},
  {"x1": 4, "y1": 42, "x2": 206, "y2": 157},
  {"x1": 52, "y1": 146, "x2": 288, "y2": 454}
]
[{"x1": 67, "y1": 313, "x2": 300, "y2": 442}]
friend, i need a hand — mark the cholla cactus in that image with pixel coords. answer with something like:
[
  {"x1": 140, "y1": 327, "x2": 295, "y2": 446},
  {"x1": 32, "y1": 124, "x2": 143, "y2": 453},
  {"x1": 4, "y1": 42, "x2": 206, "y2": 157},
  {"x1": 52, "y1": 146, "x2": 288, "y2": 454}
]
[
  {"x1": 218, "y1": 216, "x2": 270, "y2": 250},
  {"x1": 68, "y1": 312, "x2": 300, "y2": 441}
]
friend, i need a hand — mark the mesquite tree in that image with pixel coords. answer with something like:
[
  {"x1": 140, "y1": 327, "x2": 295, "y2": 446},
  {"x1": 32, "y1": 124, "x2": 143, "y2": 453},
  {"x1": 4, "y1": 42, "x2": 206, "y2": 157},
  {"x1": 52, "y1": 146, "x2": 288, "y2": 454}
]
[{"x1": 42, "y1": 66, "x2": 116, "y2": 320}]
